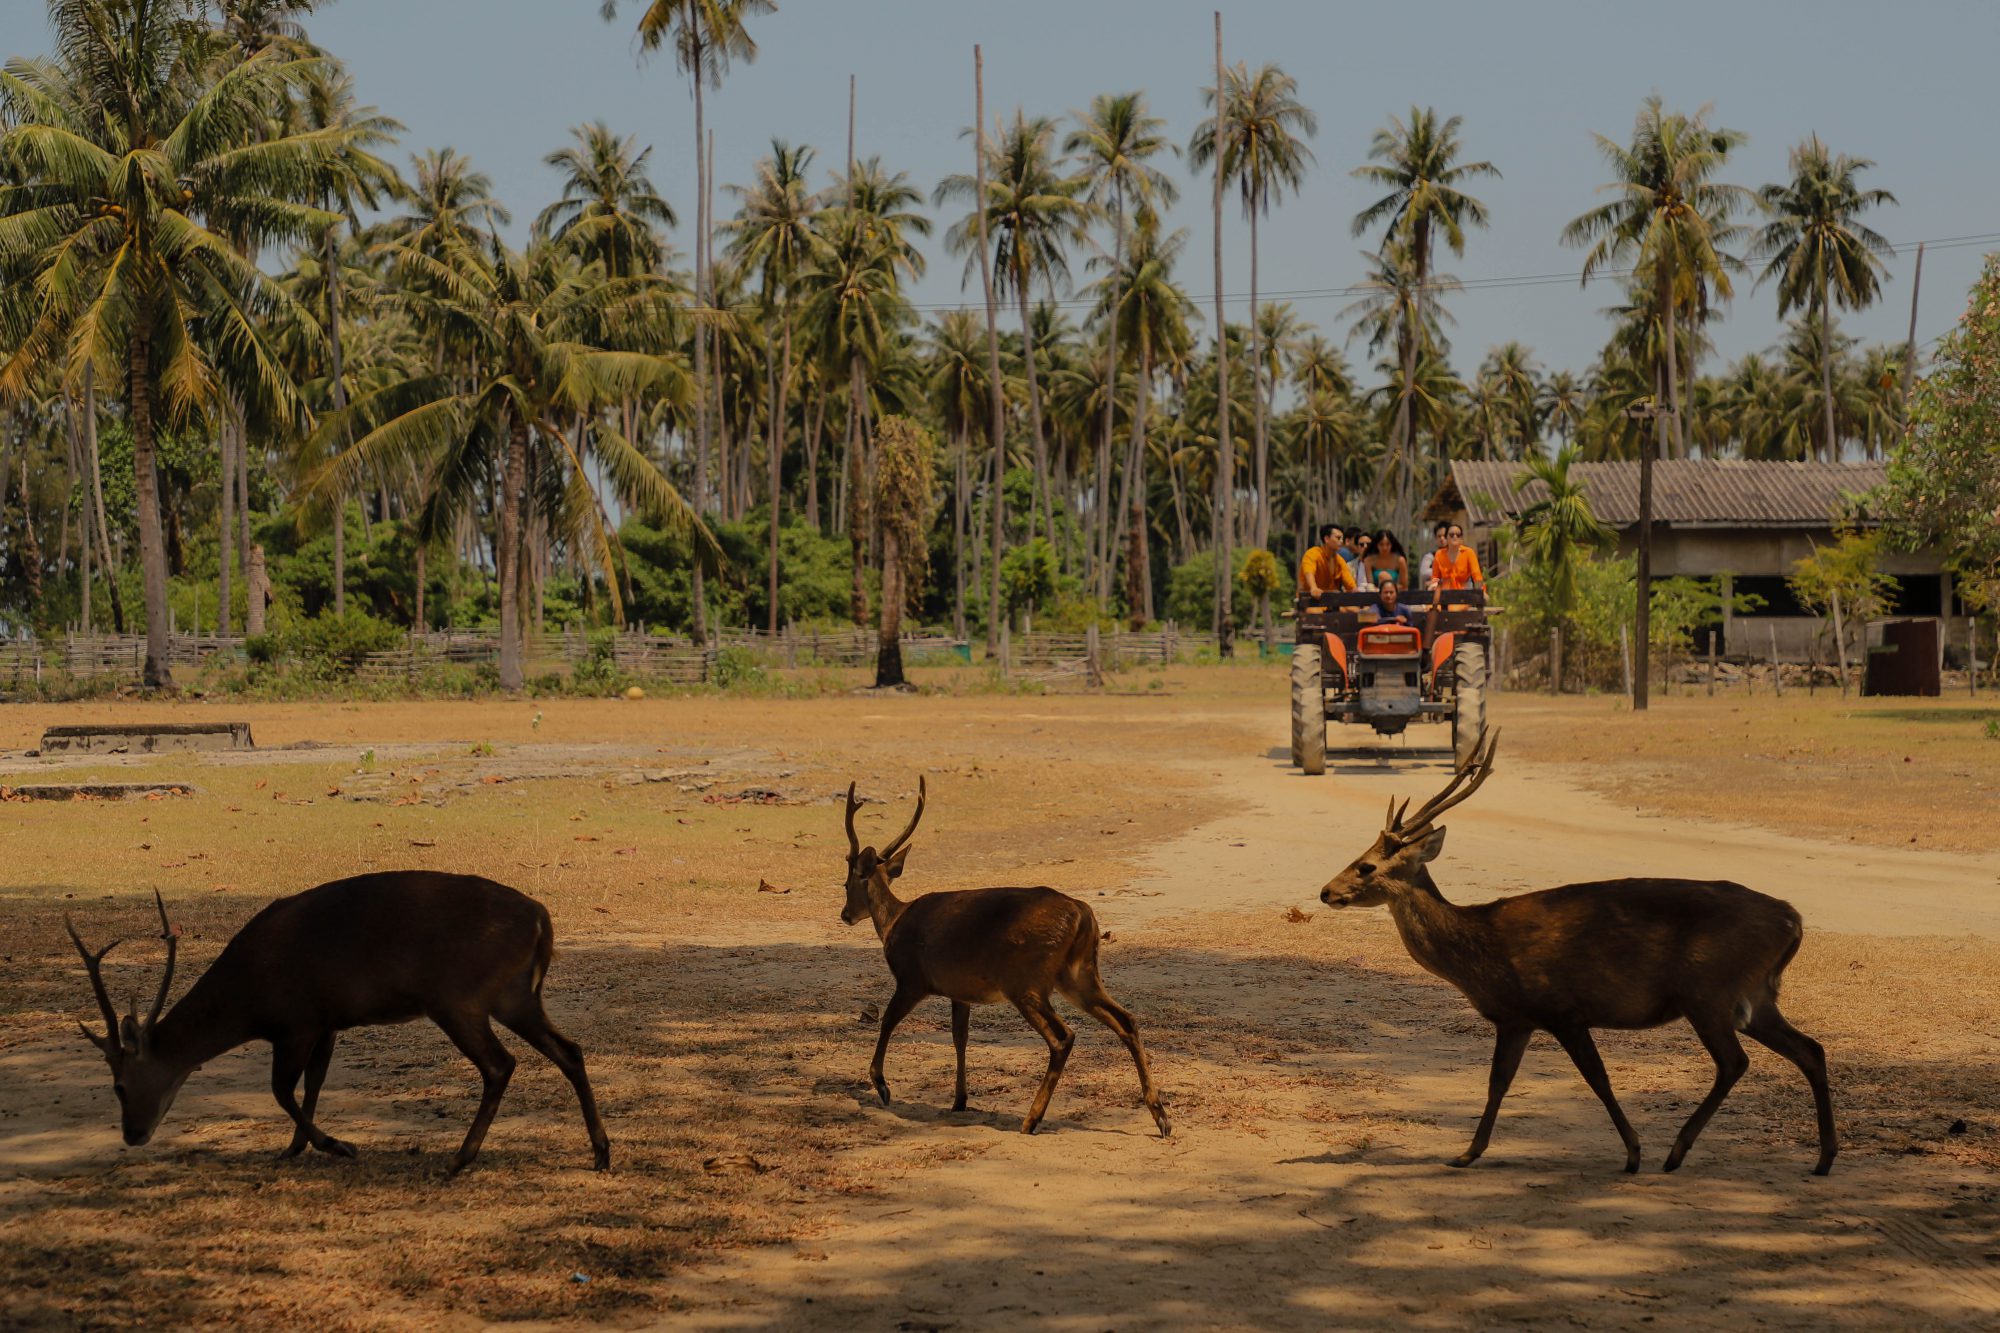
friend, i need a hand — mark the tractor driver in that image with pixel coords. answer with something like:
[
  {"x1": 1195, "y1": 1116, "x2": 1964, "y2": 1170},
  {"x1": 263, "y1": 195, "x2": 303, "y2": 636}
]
[
  {"x1": 1298, "y1": 523, "x2": 1356, "y2": 600},
  {"x1": 1374, "y1": 580, "x2": 1412, "y2": 626}
]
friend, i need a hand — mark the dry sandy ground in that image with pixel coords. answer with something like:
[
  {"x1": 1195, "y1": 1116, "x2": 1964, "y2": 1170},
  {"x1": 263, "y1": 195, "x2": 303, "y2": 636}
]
[{"x1": 1, "y1": 675, "x2": 1996, "y2": 1330}]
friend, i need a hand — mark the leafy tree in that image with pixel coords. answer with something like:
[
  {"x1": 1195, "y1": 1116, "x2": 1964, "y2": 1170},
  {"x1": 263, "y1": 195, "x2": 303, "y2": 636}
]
[
  {"x1": 1788, "y1": 529, "x2": 1898, "y2": 692},
  {"x1": 1885, "y1": 255, "x2": 2000, "y2": 611},
  {"x1": 1512, "y1": 443, "x2": 1610, "y2": 690},
  {"x1": 0, "y1": 0, "x2": 346, "y2": 685},
  {"x1": 872, "y1": 415, "x2": 935, "y2": 686},
  {"x1": 1000, "y1": 536, "x2": 1058, "y2": 628}
]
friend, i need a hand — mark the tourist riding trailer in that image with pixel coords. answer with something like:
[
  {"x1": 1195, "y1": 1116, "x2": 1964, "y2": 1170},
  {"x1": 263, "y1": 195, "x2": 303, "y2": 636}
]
[{"x1": 1289, "y1": 590, "x2": 1490, "y2": 772}]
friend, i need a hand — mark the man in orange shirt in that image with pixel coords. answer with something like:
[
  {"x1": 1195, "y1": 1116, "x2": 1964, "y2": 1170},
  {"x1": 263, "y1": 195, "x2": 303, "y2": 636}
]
[{"x1": 1297, "y1": 524, "x2": 1356, "y2": 598}]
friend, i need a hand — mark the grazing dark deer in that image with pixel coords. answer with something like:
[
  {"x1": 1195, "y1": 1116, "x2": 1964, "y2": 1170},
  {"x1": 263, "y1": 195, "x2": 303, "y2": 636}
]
[
  {"x1": 1320, "y1": 731, "x2": 1836, "y2": 1176},
  {"x1": 65, "y1": 873, "x2": 610, "y2": 1174},
  {"x1": 840, "y1": 779, "x2": 1170, "y2": 1137}
]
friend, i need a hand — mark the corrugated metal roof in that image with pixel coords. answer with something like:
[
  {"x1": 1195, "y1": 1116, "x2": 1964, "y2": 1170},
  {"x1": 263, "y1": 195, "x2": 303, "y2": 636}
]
[{"x1": 1445, "y1": 459, "x2": 1888, "y2": 529}]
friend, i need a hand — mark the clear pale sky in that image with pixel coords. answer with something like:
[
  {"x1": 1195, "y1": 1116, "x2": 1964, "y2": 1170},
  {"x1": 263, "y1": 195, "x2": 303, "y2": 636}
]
[{"x1": 7, "y1": 0, "x2": 1997, "y2": 376}]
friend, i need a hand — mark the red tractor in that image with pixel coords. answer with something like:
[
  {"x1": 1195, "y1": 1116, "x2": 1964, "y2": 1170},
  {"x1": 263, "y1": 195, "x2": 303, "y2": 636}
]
[{"x1": 1289, "y1": 590, "x2": 1490, "y2": 772}]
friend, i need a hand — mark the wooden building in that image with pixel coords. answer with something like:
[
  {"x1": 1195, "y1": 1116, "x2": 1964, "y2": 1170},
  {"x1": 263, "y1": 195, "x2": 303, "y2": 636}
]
[{"x1": 1432, "y1": 459, "x2": 1970, "y2": 661}]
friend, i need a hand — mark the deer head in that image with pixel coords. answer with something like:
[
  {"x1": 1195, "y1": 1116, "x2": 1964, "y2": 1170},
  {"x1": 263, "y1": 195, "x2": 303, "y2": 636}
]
[
  {"x1": 1321, "y1": 730, "x2": 1499, "y2": 909},
  {"x1": 840, "y1": 777, "x2": 926, "y2": 926},
  {"x1": 66, "y1": 891, "x2": 189, "y2": 1146}
]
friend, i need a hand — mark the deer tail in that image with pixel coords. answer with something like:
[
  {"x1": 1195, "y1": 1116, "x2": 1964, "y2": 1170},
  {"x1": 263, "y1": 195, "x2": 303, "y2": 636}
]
[{"x1": 529, "y1": 903, "x2": 555, "y2": 996}]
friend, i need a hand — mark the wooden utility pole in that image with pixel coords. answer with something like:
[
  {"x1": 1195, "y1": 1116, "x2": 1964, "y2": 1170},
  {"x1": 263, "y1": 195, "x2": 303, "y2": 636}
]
[
  {"x1": 1625, "y1": 397, "x2": 1668, "y2": 711},
  {"x1": 975, "y1": 46, "x2": 1008, "y2": 652},
  {"x1": 1211, "y1": 10, "x2": 1234, "y2": 658},
  {"x1": 1900, "y1": 241, "x2": 1926, "y2": 414}
]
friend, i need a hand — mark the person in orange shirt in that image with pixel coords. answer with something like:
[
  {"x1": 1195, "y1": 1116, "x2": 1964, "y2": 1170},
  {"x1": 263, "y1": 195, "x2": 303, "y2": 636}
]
[
  {"x1": 1429, "y1": 523, "x2": 1484, "y2": 591},
  {"x1": 1297, "y1": 524, "x2": 1356, "y2": 598}
]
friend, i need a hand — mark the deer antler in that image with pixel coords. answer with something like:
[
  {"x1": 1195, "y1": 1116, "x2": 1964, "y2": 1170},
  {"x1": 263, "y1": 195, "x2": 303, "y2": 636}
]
[
  {"x1": 142, "y1": 889, "x2": 179, "y2": 1039},
  {"x1": 64, "y1": 915, "x2": 124, "y2": 1055},
  {"x1": 1389, "y1": 729, "x2": 1501, "y2": 843},
  {"x1": 880, "y1": 776, "x2": 927, "y2": 858},
  {"x1": 844, "y1": 783, "x2": 862, "y2": 857}
]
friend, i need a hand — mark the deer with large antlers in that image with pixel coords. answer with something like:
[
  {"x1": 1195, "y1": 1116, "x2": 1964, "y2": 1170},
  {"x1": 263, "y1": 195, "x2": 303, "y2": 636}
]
[
  {"x1": 840, "y1": 779, "x2": 1170, "y2": 1137},
  {"x1": 65, "y1": 874, "x2": 610, "y2": 1174},
  {"x1": 1320, "y1": 730, "x2": 1837, "y2": 1175}
]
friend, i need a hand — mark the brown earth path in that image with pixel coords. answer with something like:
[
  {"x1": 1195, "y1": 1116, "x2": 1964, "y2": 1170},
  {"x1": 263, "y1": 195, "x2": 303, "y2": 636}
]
[{"x1": 661, "y1": 723, "x2": 2000, "y2": 1331}]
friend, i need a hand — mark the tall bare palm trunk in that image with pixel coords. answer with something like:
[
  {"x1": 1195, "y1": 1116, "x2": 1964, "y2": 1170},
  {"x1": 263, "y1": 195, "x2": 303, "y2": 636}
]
[
  {"x1": 847, "y1": 359, "x2": 869, "y2": 625},
  {"x1": 1210, "y1": 10, "x2": 1233, "y2": 656},
  {"x1": 1015, "y1": 280, "x2": 1056, "y2": 547},
  {"x1": 498, "y1": 417, "x2": 527, "y2": 692},
  {"x1": 1249, "y1": 211, "x2": 1269, "y2": 552},
  {"x1": 768, "y1": 314, "x2": 792, "y2": 631},
  {"x1": 1820, "y1": 269, "x2": 1837, "y2": 462},
  {"x1": 1095, "y1": 192, "x2": 1125, "y2": 601},
  {"x1": 973, "y1": 45, "x2": 1006, "y2": 648},
  {"x1": 82, "y1": 369, "x2": 124, "y2": 632},
  {"x1": 688, "y1": 67, "x2": 710, "y2": 647},
  {"x1": 217, "y1": 406, "x2": 233, "y2": 634},
  {"x1": 326, "y1": 224, "x2": 351, "y2": 618},
  {"x1": 129, "y1": 330, "x2": 172, "y2": 688}
]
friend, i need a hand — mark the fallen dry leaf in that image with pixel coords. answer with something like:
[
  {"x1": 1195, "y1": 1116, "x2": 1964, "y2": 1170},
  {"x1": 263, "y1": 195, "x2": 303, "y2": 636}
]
[
  {"x1": 409, "y1": 838, "x2": 436, "y2": 848},
  {"x1": 757, "y1": 879, "x2": 791, "y2": 894},
  {"x1": 702, "y1": 1153, "x2": 768, "y2": 1175},
  {"x1": 1283, "y1": 906, "x2": 1313, "y2": 923}
]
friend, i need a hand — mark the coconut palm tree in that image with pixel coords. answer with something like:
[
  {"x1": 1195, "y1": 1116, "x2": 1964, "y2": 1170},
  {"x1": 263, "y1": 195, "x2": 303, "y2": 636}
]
[
  {"x1": 796, "y1": 204, "x2": 910, "y2": 624},
  {"x1": 1536, "y1": 369, "x2": 1587, "y2": 445},
  {"x1": 314, "y1": 239, "x2": 706, "y2": 689},
  {"x1": 1191, "y1": 62, "x2": 1315, "y2": 555},
  {"x1": 1564, "y1": 96, "x2": 1749, "y2": 709},
  {"x1": 0, "y1": 0, "x2": 344, "y2": 686},
  {"x1": 1089, "y1": 211, "x2": 1196, "y2": 622},
  {"x1": 1513, "y1": 442, "x2": 1611, "y2": 692},
  {"x1": 726, "y1": 139, "x2": 824, "y2": 630},
  {"x1": 1067, "y1": 91, "x2": 1177, "y2": 597},
  {"x1": 1351, "y1": 107, "x2": 1497, "y2": 522},
  {"x1": 1480, "y1": 341, "x2": 1542, "y2": 453},
  {"x1": 937, "y1": 111, "x2": 1091, "y2": 550},
  {"x1": 604, "y1": 0, "x2": 775, "y2": 645},
  {"x1": 1753, "y1": 136, "x2": 1895, "y2": 461},
  {"x1": 535, "y1": 121, "x2": 677, "y2": 278},
  {"x1": 925, "y1": 308, "x2": 1000, "y2": 635}
]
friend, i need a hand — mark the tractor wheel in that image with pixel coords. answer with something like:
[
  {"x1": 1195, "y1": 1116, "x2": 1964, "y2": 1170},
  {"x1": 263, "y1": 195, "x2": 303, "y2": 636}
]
[
  {"x1": 1292, "y1": 642, "x2": 1326, "y2": 776},
  {"x1": 1451, "y1": 638, "x2": 1488, "y2": 768}
]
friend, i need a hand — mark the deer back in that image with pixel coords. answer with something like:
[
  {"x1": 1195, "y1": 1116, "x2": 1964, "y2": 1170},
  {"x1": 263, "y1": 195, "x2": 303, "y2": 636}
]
[
  {"x1": 175, "y1": 872, "x2": 553, "y2": 1042},
  {"x1": 1442, "y1": 878, "x2": 1804, "y2": 1031},
  {"x1": 883, "y1": 886, "x2": 1093, "y2": 1003}
]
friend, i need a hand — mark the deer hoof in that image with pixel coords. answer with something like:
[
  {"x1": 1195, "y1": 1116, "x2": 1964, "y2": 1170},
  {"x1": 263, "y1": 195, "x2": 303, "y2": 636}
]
[
  {"x1": 1447, "y1": 1152, "x2": 1479, "y2": 1169},
  {"x1": 593, "y1": 1144, "x2": 612, "y2": 1172},
  {"x1": 1812, "y1": 1153, "x2": 1835, "y2": 1177},
  {"x1": 318, "y1": 1136, "x2": 358, "y2": 1159},
  {"x1": 447, "y1": 1155, "x2": 476, "y2": 1178},
  {"x1": 950, "y1": 1096, "x2": 968, "y2": 1112},
  {"x1": 278, "y1": 1136, "x2": 308, "y2": 1160}
]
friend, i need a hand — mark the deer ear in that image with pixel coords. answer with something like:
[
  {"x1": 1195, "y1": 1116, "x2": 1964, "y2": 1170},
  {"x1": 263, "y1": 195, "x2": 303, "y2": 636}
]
[
  {"x1": 1415, "y1": 826, "x2": 1448, "y2": 863},
  {"x1": 883, "y1": 845, "x2": 911, "y2": 879}
]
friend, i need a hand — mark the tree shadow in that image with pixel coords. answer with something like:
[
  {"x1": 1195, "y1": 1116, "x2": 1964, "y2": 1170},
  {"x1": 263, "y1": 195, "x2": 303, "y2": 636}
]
[{"x1": 2, "y1": 894, "x2": 1995, "y2": 1329}]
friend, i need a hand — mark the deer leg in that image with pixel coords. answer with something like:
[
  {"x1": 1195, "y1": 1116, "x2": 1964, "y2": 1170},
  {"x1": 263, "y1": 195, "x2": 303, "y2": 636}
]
[
  {"x1": 433, "y1": 1012, "x2": 516, "y2": 1176},
  {"x1": 272, "y1": 1039, "x2": 312, "y2": 1159},
  {"x1": 1552, "y1": 1026, "x2": 1644, "y2": 1173},
  {"x1": 1072, "y1": 983, "x2": 1170, "y2": 1137},
  {"x1": 1743, "y1": 1005, "x2": 1837, "y2": 1176},
  {"x1": 1663, "y1": 1015, "x2": 1752, "y2": 1174},
  {"x1": 500, "y1": 1005, "x2": 612, "y2": 1171},
  {"x1": 950, "y1": 1001, "x2": 971, "y2": 1112},
  {"x1": 869, "y1": 983, "x2": 925, "y2": 1108},
  {"x1": 298, "y1": 1032, "x2": 356, "y2": 1159},
  {"x1": 1451, "y1": 1025, "x2": 1531, "y2": 1168},
  {"x1": 1013, "y1": 995, "x2": 1074, "y2": 1135}
]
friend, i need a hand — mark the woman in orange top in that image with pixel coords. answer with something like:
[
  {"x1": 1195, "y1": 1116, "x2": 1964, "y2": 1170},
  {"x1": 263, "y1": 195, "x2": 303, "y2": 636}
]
[{"x1": 1429, "y1": 523, "x2": 1484, "y2": 591}]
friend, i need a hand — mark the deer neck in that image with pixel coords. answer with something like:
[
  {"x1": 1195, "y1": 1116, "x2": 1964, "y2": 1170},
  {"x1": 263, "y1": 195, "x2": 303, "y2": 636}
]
[
  {"x1": 865, "y1": 874, "x2": 908, "y2": 943},
  {"x1": 147, "y1": 961, "x2": 257, "y2": 1073},
  {"x1": 1384, "y1": 871, "x2": 1491, "y2": 992}
]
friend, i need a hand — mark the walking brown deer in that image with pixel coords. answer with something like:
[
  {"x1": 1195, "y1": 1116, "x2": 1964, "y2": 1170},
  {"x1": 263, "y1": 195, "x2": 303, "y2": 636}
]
[
  {"x1": 1319, "y1": 730, "x2": 1837, "y2": 1176},
  {"x1": 65, "y1": 873, "x2": 610, "y2": 1174},
  {"x1": 840, "y1": 778, "x2": 1170, "y2": 1137}
]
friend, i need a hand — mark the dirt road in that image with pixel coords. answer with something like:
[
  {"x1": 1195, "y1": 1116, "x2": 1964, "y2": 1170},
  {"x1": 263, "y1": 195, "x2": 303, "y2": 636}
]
[
  {"x1": 669, "y1": 729, "x2": 2000, "y2": 1331},
  {"x1": 2, "y1": 684, "x2": 1995, "y2": 1329}
]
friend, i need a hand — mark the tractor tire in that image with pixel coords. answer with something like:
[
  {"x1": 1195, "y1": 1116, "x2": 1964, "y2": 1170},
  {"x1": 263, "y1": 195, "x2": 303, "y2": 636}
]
[
  {"x1": 1292, "y1": 642, "x2": 1326, "y2": 776},
  {"x1": 1451, "y1": 638, "x2": 1488, "y2": 768}
]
